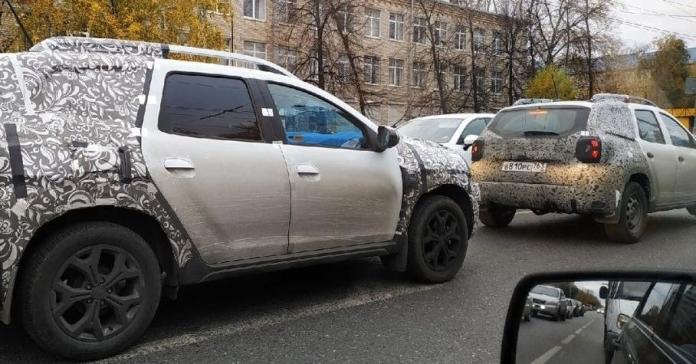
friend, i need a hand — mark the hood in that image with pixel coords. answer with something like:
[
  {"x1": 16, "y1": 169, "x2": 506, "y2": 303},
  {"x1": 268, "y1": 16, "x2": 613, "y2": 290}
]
[{"x1": 529, "y1": 292, "x2": 559, "y2": 302}]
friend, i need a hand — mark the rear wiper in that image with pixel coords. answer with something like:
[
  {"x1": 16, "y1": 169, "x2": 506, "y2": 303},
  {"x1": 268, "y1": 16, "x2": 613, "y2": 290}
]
[{"x1": 523, "y1": 130, "x2": 560, "y2": 136}]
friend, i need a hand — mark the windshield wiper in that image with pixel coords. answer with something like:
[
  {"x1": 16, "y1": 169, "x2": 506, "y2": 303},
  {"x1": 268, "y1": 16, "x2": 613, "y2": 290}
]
[{"x1": 523, "y1": 130, "x2": 560, "y2": 136}]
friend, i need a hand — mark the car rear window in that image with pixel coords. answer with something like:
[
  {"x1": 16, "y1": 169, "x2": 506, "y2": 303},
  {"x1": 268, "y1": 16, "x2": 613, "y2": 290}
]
[{"x1": 488, "y1": 107, "x2": 591, "y2": 137}]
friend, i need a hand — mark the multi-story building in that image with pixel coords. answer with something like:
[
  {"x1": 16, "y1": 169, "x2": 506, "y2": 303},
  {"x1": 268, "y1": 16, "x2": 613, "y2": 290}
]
[{"x1": 217, "y1": 0, "x2": 526, "y2": 124}]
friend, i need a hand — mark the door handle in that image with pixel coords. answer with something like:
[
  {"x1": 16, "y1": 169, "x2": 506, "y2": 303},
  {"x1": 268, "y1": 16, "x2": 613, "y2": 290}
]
[
  {"x1": 678, "y1": 156, "x2": 685, "y2": 162},
  {"x1": 296, "y1": 164, "x2": 320, "y2": 176},
  {"x1": 164, "y1": 158, "x2": 195, "y2": 170},
  {"x1": 646, "y1": 152, "x2": 654, "y2": 159}
]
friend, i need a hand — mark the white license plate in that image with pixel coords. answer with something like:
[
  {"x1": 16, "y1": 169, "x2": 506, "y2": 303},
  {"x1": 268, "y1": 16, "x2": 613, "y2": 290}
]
[{"x1": 501, "y1": 161, "x2": 547, "y2": 173}]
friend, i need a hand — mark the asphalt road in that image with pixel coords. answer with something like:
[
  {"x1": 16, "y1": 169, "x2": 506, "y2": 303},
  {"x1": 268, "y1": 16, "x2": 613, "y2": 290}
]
[
  {"x1": 517, "y1": 311, "x2": 604, "y2": 364},
  {"x1": 1, "y1": 209, "x2": 696, "y2": 363}
]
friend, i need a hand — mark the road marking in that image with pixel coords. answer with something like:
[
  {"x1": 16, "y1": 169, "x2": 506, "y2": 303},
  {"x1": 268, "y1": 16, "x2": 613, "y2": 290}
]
[
  {"x1": 575, "y1": 328, "x2": 582, "y2": 335},
  {"x1": 101, "y1": 284, "x2": 436, "y2": 362},
  {"x1": 530, "y1": 346, "x2": 562, "y2": 364},
  {"x1": 561, "y1": 334, "x2": 576, "y2": 345}
]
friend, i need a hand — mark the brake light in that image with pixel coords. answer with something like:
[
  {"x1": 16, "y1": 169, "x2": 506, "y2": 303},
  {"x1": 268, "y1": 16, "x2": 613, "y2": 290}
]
[
  {"x1": 471, "y1": 140, "x2": 484, "y2": 162},
  {"x1": 576, "y1": 136, "x2": 602, "y2": 163}
]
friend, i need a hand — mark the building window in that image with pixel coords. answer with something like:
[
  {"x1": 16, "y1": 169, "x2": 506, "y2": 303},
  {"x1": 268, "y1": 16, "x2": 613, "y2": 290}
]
[
  {"x1": 274, "y1": 46, "x2": 297, "y2": 71},
  {"x1": 474, "y1": 68, "x2": 485, "y2": 93},
  {"x1": 337, "y1": 55, "x2": 350, "y2": 83},
  {"x1": 336, "y1": 5, "x2": 353, "y2": 33},
  {"x1": 453, "y1": 66, "x2": 466, "y2": 91},
  {"x1": 365, "y1": 8, "x2": 380, "y2": 38},
  {"x1": 492, "y1": 32, "x2": 502, "y2": 55},
  {"x1": 413, "y1": 17, "x2": 427, "y2": 44},
  {"x1": 274, "y1": 0, "x2": 296, "y2": 23},
  {"x1": 389, "y1": 13, "x2": 404, "y2": 41},
  {"x1": 474, "y1": 29, "x2": 485, "y2": 52},
  {"x1": 491, "y1": 70, "x2": 502, "y2": 94},
  {"x1": 455, "y1": 26, "x2": 466, "y2": 50},
  {"x1": 243, "y1": 0, "x2": 265, "y2": 20},
  {"x1": 388, "y1": 58, "x2": 403, "y2": 86},
  {"x1": 412, "y1": 62, "x2": 426, "y2": 88},
  {"x1": 434, "y1": 21, "x2": 447, "y2": 47},
  {"x1": 364, "y1": 56, "x2": 380, "y2": 84},
  {"x1": 243, "y1": 41, "x2": 266, "y2": 59}
]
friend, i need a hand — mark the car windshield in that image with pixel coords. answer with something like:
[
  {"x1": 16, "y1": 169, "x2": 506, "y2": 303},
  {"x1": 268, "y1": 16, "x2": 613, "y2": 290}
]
[
  {"x1": 488, "y1": 107, "x2": 591, "y2": 137},
  {"x1": 397, "y1": 118, "x2": 463, "y2": 143},
  {"x1": 531, "y1": 286, "x2": 560, "y2": 297}
]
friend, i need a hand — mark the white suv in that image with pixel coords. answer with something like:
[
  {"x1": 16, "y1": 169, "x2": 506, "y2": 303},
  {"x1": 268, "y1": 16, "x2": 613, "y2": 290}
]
[{"x1": 0, "y1": 37, "x2": 477, "y2": 360}]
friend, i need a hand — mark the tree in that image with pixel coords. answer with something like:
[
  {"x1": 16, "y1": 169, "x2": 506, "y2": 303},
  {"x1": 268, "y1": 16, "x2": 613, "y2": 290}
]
[
  {"x1": 496, "y1": 0, "x2": 530, "y2": 105},
  {"x1": 639, "y1": 35, "x2": 695, "y2": 108},
  {"x1": 525, "y1": 64, "x2": 577, "y2": 99}
]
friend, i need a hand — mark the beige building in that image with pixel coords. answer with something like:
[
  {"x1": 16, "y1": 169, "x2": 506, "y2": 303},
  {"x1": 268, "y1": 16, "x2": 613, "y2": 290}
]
[{"x1": 218, "y1": 0, "x2": 523, "y2": 124}]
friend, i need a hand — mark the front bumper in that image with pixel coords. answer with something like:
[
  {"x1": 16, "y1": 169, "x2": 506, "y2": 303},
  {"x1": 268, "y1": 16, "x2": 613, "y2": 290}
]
[
  {"x1": 478, "y1": 181, "x2": 616, "y2": 215},
  {"x1": 532, "y1": 303, "x2": 559, "y2": 317}
]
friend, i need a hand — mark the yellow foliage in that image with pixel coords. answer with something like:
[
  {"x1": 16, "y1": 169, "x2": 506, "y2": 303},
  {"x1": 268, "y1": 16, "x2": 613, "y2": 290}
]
[{"x1": 525, "y1": 65, "x2": 578, "y2": 100}]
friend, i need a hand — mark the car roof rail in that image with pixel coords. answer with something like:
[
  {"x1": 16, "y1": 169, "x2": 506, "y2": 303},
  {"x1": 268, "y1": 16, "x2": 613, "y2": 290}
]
[
  {"x1": 512, "y1": 98, "x2": 556, "y2": 106},
  {"x1": 590, "y1": 93, "x2": 657, "y2": 107},
  {"x1": 31, "y1": 36, "x2": 297, "y2": 79}
]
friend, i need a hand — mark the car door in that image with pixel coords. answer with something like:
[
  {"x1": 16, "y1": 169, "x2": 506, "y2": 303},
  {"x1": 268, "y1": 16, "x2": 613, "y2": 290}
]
[
  {"x1": 659, "y1": 113, "x2": 696, "y2": 204},
  {"x1": 634, "y1": 109, "x2": 678, "y2": 205},
  {"x1": 625, "y1": 283, "x2": 679, "y2": 364},
  {"x1": 141, "y1": 60, "x2": 291, "y2": 265},
  {"x1": 264, "y1": 82, "x2": 402, "y2": 253}
]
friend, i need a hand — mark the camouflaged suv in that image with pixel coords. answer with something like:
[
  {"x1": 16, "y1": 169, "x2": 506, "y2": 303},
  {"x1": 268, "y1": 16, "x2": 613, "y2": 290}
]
[
  {"x1": 0, "y1": 37, "x2": 477, "y2": 360},
  {"x1": 472, "y1": 94, "x2": 696, "y2": 243}
]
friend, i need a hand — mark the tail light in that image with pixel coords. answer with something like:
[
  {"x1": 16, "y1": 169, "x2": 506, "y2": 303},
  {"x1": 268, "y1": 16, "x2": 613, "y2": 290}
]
[
  {"x1": 575, "y1": 136, "x2": 602, "y2": 163},
  {"x1": 471, "y1": 140, "x2": 484, "y2": 162}
]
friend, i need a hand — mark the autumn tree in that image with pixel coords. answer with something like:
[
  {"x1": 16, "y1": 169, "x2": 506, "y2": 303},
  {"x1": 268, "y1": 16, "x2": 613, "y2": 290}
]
[
  {"x1": 525, "y1": 64, "x2": 577, "y2": 100},
  {"x1": 494, "y1": 0, "x2": 529, "y2": 105},
  {"x1": 639, "y1": 35, "x2": 695, "y2": 108}
]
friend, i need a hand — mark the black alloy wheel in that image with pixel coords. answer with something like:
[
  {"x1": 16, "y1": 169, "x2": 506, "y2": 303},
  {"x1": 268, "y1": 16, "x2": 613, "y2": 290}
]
[{"x1": 421, "y1": 209, "x2": 464, "y2": 273}]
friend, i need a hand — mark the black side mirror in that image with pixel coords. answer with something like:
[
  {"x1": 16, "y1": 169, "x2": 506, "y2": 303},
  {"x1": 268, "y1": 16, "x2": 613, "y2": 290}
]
[
  {"x1": 376, "y1": 125, "x2": 400, "y2": 152},
  {"x1": 599, "y1": 286, "x2": 608, "y2": 299}
]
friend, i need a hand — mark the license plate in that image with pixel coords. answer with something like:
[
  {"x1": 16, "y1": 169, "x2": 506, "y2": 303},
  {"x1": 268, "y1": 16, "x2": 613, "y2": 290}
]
[{"x1": 501, "y1": 161, "x2": 547, "y2": 173}]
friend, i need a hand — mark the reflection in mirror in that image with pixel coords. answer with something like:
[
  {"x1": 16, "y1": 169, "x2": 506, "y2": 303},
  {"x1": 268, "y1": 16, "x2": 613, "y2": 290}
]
[{"x1": 515, "y1": 280, "x2": 696, "y2": 364}]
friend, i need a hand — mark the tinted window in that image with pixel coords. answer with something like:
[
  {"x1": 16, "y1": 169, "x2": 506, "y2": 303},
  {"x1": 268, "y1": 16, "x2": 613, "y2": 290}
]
[
  {"x1": 459, "y1": 119, "x2": 488, "y2": 143},
  {"x1": 268, "y1": 83, "x2": 367, "y2": 149},
  {"x1": 660, "y1": 113, "x2": 695, "y2": 149},
  {"x1": 488, "y1": 107, "x2": 590, "y2": 137},
  {"x1": 637, "y1": 283, "x2": 678, "y2": 331},
  {"x1": 662, "y1": 285, "x2": 696, "y2": 356},
  {"x1": 398, "y1": 118, "x2": 462, "y2": 143},
  {"x1": 159, "y1": 74, "x2": 261, "y2": 141},
  {"x1": 635, "y1": 110, "x2": 665, "y2": 144}
]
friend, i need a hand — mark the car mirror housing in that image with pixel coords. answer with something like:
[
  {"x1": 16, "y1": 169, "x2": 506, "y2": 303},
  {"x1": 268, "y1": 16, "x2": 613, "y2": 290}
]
[
  {"x1": 376, "y1": 125, "x2": 400, "y2": 152},
  {"x1": 501, "y1": 271, "x2": 696, "y2": 364},
  {"x1": 462, "y1": 134, "x2": 478, "y2": 151}
]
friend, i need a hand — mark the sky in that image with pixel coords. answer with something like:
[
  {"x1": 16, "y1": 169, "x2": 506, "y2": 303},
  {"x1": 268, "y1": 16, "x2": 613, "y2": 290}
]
[
  {"x1": 575, "y1": 281, "x2": 607, "y2": 301},
  {"x1": 612, "y1": 0, "x2": 696, "y2": 50}
]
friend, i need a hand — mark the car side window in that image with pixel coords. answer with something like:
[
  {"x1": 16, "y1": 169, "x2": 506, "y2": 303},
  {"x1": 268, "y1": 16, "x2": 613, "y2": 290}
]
[
  {"x1": 637, "y1": 283, "x2": 678, "y2": 332},
  {"x1": 660, "y1": 113, "x2": 696, "y2": 149},
  {"x1": 635, "y1": 110, "x2": 665, "y2": 144},
  {"x1": 267, "y1": 83, "x2": 367, "y2": 150},
  {"x1": 458, "y1": 119, "x2": 487, "y2": 144},
  {"x1": 661, "y1": 285, "x2": 696, "y2": 354},
  {"x1": 159, "y1": 73, "x2": 262, "y2": 141}
]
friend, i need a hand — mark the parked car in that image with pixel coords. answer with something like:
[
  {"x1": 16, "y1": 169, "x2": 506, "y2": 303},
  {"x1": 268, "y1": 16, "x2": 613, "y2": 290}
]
[
  {"x1": 470, "y1": 94, "x2": 696, "y2": 243},
  {"x1": 612, "y1": 282, "x2": 696, "y2": 364},
  {"x1": 600, "y1": 281, "x2": 652, "y2": 363},
  {"x1": 397, "y1": 113, "x2": 495, "y2": 164},
  {"x1": 523, "y1": 295, "x2": 533, "y2": 322},
  {"x1": 529, "y1": 285, "x2": 568, "y2": 321},
  {"x1": 572, "y1": 299, "x2": 586, "y2": 317},
  {"x1": 565, "y1": 299, "x2": 575, "y2": 319},
  {"x1": 0, "y1": 37, "x2": 479, "y2": 360}
]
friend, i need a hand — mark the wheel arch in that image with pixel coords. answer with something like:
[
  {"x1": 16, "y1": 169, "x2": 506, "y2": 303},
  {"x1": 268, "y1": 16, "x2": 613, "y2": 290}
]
[
  {"x1": 8, "y1": 206, "x2": 179, "y2": 324},
  {"x1": 628, "y1": 172, "x2": 651, "y2": 208}
]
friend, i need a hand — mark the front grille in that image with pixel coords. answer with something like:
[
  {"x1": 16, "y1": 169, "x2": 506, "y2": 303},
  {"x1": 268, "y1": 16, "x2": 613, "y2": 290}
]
[{"x1": 533, "y1": 298, "x2": 545, "y2": 304}]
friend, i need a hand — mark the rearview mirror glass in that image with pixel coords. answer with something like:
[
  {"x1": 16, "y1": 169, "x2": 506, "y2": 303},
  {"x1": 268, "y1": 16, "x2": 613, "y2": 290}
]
[{"x1": 502, "y1": 273, "x2": 696, "y2": 364}]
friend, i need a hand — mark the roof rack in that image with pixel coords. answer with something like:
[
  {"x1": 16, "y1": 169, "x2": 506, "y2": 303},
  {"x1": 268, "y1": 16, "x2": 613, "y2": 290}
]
[
  {"x1": 31, "y1": 37, "x2": 297, "y2": 79},
  {"x1": 590, "y1": 93, "x2": 657, "y2": 107},
  {"x1": 512, "y1": 98, "x2": 556, "y2": 106}
]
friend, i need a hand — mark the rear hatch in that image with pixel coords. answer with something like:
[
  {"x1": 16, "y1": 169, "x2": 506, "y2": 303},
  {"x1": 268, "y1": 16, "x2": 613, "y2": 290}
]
[{"x1": 476, "y1": 106, "x2": 592, "y2": 185}]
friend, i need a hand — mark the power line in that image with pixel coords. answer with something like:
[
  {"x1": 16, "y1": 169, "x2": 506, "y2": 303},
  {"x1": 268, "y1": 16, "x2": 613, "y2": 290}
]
[
  {"x1": 617, "y1": 0, "x2": 696, "y2": 24},
  {"x1": 658, "y1": 0, "x2": 696, "y2": 11},
  {"x1": 611, "y1": 17, "x2": 696, "y2": 41}
]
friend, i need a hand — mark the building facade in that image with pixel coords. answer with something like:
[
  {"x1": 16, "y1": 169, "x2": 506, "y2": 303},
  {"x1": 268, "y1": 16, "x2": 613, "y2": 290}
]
[{"x1": 221, "y1": 0, "x2": 525, "y2": 124}]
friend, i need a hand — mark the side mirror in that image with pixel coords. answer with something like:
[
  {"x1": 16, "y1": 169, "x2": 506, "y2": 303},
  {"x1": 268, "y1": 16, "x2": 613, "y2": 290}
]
[
  {"x1": 462, "y1": 134, "x2": 478, "y2": 151},
  {"x1": 376, "y1": 125, "x2": 400, "y2": 152},
  {"x1": 501, "y1": 271, "x2": 696, "y2": 364}
]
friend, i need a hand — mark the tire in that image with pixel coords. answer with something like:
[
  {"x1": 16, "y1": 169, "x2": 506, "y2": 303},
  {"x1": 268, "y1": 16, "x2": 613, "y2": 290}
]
[
  {"x1": 407, "y1": 195, "x2": 469, "y2": 283},
  {"x1": 688, "y1": 206, "x2": 696, "y2": 216},
  {"x1": 523, "y1": 313, "x2": 531, "y2": 322},
  {"x1": 479, "y1": 204, "x2": 516, "y2": 228},
  {"x1": 604, "y1": 182, "x2": 648, "y2": 244},
  {"x1": 20, "y1": 222, "x2": 161, "y2": 361}
]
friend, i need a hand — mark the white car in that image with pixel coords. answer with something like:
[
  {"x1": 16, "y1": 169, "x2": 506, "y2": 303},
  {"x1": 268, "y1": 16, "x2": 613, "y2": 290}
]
[{"x1": 397, "y1": 113, "x2": 495, "y2": 164}]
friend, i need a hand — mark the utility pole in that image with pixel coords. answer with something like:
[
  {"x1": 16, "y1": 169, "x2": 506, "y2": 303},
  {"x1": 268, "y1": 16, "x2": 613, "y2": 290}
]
[
  {"x1": 4, "y1": 0, "x2": 33, "y2": 49},
  {"x1": 229, "y1": 0, "x2": 234, "y2": 53},
  {"x1": 584, "y1": 0, "x2": 594, "y2": 97}
]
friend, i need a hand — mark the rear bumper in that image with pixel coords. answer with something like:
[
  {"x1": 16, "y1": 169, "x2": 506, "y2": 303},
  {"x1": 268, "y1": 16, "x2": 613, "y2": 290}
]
[{"x1": 478, "y1": 181, "x2": 617, "y2": 215}]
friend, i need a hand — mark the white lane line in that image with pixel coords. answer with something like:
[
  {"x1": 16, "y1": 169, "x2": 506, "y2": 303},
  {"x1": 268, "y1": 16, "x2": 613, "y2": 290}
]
[
  {"x1": 561, "y1": 334, "x2": 576, "y2": 345},
  {"x1": 101, "y1": 284, "x2": 436, "y2": 363},
  {"x1": 530, "y1": 346, "x2": 562, "y2": 364},
  {"x1": 575, "y1": 328, "x2": 583, "y2": 335},
  {"x1": 581, "y1": 318, "x2": 595, "y2": 330}
]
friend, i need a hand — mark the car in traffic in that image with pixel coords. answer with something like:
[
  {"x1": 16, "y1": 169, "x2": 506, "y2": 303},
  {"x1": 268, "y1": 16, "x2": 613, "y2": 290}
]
[
  {"x1": 529, "y1": 285, "x2": 568, "y2": 321},
  {"x1": 0, "y1": 37, "x2": 478, "y2": 360},
  {"x1": 600, "y1": 281, "x2": 652, "y2": 363},
  {"x1": 523, "y1": 295, "x2": 533, "y2": 322},
  {"x1": 470, "y1": 94, "x2": 696, "y2": 243},
  {"x1": 397, "y1": 113, "x2": 495, "y2": 164}
]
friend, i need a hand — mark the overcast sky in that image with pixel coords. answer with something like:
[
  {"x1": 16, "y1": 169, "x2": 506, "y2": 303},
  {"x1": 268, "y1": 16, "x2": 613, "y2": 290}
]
[{"x1": 612, "y1": 0, "x2": 696, "y2": 50}]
